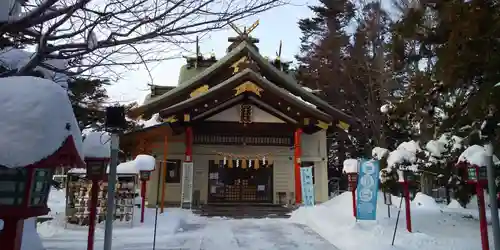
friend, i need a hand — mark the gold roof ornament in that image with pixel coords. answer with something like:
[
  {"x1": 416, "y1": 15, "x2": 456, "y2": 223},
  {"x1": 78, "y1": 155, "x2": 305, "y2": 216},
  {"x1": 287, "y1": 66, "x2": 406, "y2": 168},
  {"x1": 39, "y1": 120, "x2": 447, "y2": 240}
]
[
  {"x1": 234, "y1": 81, "x2": 263, "y2": 97},
  {"x1": 230, "y1": 56, "x2": 249, "y2": 74},
  {"x1": 163, "y1": 115, "x2": 178, "y2": 123},
  {"x1": 189, "y1": 84, "x2": 209, "y2": 98}
]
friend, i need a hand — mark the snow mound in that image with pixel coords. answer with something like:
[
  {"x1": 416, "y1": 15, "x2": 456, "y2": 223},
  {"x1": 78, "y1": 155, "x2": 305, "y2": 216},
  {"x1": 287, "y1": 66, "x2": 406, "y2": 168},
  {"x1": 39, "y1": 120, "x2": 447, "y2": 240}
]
[
  {"x1": 135, "y1": 154, "x2": 156, "y2": 171},
  {"x1": 343, "y1": 159, "x2": 358, "y2": 173},
  {"x1": 412, "y1": 192, "x2": 441, "y2": 210},
  {"x1": 447, "y1": 199, "x2": 463, "y2": 209},
  {"x1": 83, "y1": 132, "x2": 110, "y2": 158},
  {"x1": 0, "y1": 76, "x2": 83, "y2": 168}
]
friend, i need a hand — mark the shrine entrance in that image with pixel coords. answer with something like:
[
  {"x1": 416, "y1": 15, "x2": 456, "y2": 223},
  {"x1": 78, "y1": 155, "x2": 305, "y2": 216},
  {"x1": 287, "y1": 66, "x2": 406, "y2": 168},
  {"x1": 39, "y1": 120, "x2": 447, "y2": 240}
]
[{"x1": 208, "y1": 160, "x2": 273, "y2": 203}]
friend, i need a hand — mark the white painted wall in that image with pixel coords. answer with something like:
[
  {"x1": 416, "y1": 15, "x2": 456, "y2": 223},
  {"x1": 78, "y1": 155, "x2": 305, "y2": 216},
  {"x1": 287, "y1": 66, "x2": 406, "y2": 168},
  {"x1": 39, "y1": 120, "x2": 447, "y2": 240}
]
[{"x1": 206, "y1": 105, "x2": 285, "y2": 123}]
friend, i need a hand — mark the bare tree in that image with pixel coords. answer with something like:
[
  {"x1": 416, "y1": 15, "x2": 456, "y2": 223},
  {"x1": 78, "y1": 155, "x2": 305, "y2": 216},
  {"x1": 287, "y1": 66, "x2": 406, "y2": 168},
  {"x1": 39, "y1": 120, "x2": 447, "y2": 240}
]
[{"x1": 0, "y1": 0, "x2": 283, "y2": 79}]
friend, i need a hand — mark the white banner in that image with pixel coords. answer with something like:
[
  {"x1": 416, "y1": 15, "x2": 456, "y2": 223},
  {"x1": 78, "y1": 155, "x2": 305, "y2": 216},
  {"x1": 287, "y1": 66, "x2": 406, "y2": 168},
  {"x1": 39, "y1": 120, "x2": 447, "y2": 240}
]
[{"x1": 180, "y1": 162, "x2": 194, "y2": 208}]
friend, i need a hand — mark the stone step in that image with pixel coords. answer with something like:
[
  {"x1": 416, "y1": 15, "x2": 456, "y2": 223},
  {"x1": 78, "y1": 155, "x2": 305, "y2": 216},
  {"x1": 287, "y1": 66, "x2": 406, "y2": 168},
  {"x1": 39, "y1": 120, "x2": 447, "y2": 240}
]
[{"x1": 194, "y1": 204, "x2": 294, "y2": 219}]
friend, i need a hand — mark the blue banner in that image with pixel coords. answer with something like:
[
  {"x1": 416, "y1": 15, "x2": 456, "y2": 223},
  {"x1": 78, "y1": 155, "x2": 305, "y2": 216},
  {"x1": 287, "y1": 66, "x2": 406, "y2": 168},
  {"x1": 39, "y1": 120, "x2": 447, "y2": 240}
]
[
  {"x1": 356, "y1": 159, "x2": 380, "y2": 220},
  {"x1": 300, "y1": 167, "x2": 315, "y2": 206}
]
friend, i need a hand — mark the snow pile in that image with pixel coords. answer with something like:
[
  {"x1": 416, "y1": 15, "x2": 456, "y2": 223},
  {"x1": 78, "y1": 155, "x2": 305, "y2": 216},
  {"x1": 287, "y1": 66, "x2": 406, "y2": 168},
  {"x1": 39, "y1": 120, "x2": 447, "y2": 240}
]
[
  {"x1": 447, "y1": 199, "x2": 463, "y2": 209},
  {"x1": 342, "y1": 159, "x2": 358, "y2": 173},
  {"x1": 412, "y1": 192, "x2": 441, "y2": 210},
  {"x1": 458, "y1": 144, "x2": 500, "y2": 167},
  {"x1": 67, "y1": 168, "x2": 86, "y2": 174},
  {"x1": 291, "y1": 192, "x2": 491, "y2": 250},
  {"x1": 83, "y1": 132, "x2": 110, "y2": 158},
  {"x1": 380, "y1": 104, "x2": 391, "y2": 113},
  {"x1": 0, "y1": 48, "x2": 70, "y2": 88},
  {"x1": 140, "y1": 113, "x2": 162, "y2": 128},
  {"x1": 135, "y1": 154, "x2": 156, "y2": 171},
  {"x1": 372, "y1": 147, "x2": 389, "y2": 160},
  {"x1": 0, "y1": 76, "x2": 83, "y2": 168}
]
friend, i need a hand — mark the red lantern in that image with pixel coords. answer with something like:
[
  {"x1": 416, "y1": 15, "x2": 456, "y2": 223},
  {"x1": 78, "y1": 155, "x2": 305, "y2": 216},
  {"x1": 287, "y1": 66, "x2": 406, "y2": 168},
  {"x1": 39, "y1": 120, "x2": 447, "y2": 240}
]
[{"x1": 0, "y1": 136, "x2": 84, "y2": 250}]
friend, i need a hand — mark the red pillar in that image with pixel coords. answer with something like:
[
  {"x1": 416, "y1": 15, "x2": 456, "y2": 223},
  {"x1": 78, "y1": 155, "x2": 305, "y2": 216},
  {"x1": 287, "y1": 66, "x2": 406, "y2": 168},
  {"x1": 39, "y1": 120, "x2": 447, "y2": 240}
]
[
  {"x1": 185, "y1": 126, "x2": 193, "y2": 162},
  {"x1": 87, "y1": 179, "x2": 99, "y2": 250},
  {"x1": 352, "y1": 188, "x2": 357, "y2": 217},
  {"x1": 140, "y1": 180, "x2": 147, "y2": 223},
  {"x1": 294, "y1": 128, "x2": 303, "y2": 205},
  {"x1": 0, "y1": 218, "x2": 24, "y2": 250},
  {"x1": 403, "y1": 182, "x2": 412, "y2": 233},
  {"x1": 475, "y1": 167, "x2": 490, "y2": 250}
]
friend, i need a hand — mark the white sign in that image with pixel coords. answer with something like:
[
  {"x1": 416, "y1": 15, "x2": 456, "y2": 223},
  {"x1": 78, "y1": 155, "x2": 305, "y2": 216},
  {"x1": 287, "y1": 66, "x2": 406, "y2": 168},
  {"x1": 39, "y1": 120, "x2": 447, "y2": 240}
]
[{"x1": 180, "y1": 162, "x2": 194, "y2": 209}]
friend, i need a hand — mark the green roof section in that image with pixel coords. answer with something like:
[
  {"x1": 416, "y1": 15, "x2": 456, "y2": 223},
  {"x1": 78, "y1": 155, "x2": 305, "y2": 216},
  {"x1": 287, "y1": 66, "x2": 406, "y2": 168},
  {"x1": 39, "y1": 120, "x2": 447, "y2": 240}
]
[{"x1": 178, "y1": 64, "x2": 208, "y2": 86}]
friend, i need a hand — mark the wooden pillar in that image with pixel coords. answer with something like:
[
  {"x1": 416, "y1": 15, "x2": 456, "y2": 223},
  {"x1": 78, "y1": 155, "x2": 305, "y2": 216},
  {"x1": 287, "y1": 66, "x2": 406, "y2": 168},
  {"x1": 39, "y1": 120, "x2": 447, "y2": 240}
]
[
  {"x1": 0, "y1": 219, "x2": 24, "y2": 250},
  {"x1": 294, "y1": 128, "x2": 303, "y2": 205},
  {"x1": 185, "y1": 126, "x2": 193, "y2": 162},
  {"x1": 160, "y1": 135, "x2": 168, "y2": 213}
]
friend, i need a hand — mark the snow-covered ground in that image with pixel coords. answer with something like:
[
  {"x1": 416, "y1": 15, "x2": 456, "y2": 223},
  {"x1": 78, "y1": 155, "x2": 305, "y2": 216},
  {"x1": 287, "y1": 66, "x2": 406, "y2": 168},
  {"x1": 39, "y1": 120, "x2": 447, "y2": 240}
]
[
  {"x1": 37, "y1": 189, "x2": 334, "y2": 250},
  {"x1": 291, "y1": 192, "x2": 495, "y2": 250},
  {"x1": 35, "y1": 188, "x2": 495, "y2": 250}
]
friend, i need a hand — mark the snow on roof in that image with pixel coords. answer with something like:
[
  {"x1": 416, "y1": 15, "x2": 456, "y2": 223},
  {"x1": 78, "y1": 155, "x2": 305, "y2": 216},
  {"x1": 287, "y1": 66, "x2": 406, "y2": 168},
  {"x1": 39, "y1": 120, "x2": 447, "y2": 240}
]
[
  {"x1": 0, "y1": 76, "x2": 83, "y2": 168},
  {"x1": 457, "y1": 145, "x2": 500, "y2": 167},
  {"x1": 135, "y1": 154, "x2": 156, "y2": 171},
  {"x1": 67, "y1": 168, "x2": 86, "y2": 174},
  {"x1": 342, "y1": 159, "x2": 358, "y2": 173},
  {"x1": 139, "y1": 113, "x2": 162, "y2": 128},
  {"x1": 0, "y1": 48, "x2": 69, "y2": 88},
  {"x1": 109, "y1": 161, "x2": 138, "y2": 174},
  {"x1": 287, "y1": 92, "x2": 316, "y2": 108},
  {"x1": 82, "y1": 132, "x2": 110, "y2": 158},
  {"x1": 372, "y1": 147, "x2": 389, "y2": 160}
]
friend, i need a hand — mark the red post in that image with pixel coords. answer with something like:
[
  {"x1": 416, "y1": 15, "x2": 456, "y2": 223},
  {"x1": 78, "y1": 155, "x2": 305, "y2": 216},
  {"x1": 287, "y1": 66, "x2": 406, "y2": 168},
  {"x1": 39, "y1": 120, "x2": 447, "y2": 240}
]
[
  {"x1": 476, "y1": 166, "x2": 490, "y2": 250},
  {"x1": 294, "y1": 128, "x2": 303, "y2": 205},
  {"x1": 0, "y1": 218, "x2": 24, "y2": 250},
  {"x1": 87, "y1": 179, "x2": 99, "y2": 250},
  {"x1": 140, "y1": 180, "x2": 147, "y2": 223},
  {"x1": 185, "y1": 126, "x2": 193, "y2": 162},
  {"x1": 352, "y1": 188, "x2": 357, "y2": 217},
  {"x1": 403, "y1": 182, "x2": 412, "y2": 233}
]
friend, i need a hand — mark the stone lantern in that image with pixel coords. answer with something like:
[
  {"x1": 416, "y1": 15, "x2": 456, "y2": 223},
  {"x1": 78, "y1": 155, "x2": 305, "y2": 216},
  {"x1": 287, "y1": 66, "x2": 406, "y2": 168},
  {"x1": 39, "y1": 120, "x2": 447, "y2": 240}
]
[{"x1": 0, "y1": 76, "x2": 85, "y2": 250}]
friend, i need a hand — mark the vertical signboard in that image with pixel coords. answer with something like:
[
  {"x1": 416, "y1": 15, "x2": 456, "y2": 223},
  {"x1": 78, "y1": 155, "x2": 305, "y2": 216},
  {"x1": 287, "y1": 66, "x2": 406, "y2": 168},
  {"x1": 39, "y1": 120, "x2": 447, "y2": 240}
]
[
  {"x1": 180, "y1": 162, "x2": 194, "y2": 209},
  {"x1": 300, "y1": 167, "x2": 315, "y2": 207},
  {"x1": 356, "y1": 159, "x2": 380, "y2": 220}
]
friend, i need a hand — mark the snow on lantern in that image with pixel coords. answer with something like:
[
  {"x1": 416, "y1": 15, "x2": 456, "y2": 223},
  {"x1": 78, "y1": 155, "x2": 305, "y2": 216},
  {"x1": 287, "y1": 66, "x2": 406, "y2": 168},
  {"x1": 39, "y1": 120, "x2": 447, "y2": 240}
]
[
  {"x1": 82, "y1": 132, "x2": 111, "y2": 250},
  {"x1": 343, "y1": 159, "x2": 359, "y2": 218},
  {"x1": 457, "y1": 145, "x2": 496, "y2": 250},
  {"x1": 135, "y1": 154, "x2": 156, "y2": 223},
  {"x1": 0, "y1": 76, "x2": 84, "y2": 250}
]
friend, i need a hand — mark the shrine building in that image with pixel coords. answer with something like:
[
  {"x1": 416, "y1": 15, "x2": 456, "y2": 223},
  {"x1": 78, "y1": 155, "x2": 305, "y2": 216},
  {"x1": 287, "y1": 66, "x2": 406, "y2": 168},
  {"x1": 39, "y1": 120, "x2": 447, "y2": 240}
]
[{"x1": 123, "y1": 21, "x2": 359, "y2": 207}]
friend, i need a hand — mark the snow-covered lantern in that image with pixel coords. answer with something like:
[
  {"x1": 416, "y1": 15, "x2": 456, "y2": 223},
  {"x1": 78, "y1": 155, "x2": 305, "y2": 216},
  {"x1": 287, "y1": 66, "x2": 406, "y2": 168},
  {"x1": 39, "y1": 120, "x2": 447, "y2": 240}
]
[
  {"x1": 83, "y1": 132, "x2": 111, "y2": 180},
  {"x1": 466, "y1": 165, "x2": 488, "y2": 184},
  {"x1": 343, "y1": 159, "x2": 359, "y2": 191},
  {"x1": 457, "y1": 145, "x2": 491, "y2": 184},
  {"x1": 0, "y1": 76, "x2": 84, "y2": 250}
]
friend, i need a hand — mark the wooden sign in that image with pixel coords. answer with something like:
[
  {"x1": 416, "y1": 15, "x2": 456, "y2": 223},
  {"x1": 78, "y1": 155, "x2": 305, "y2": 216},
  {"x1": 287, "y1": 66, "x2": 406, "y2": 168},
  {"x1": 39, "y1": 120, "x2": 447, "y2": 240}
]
[
  {"x1": 193, "y1": 134, "x2": 293, "y2": 146},
  {"x1": 139, "y1": 171, "x2": 151, "y2": 181},
  {"x1": 86, "y1": 160, "x2": 106, "y2": 180}
]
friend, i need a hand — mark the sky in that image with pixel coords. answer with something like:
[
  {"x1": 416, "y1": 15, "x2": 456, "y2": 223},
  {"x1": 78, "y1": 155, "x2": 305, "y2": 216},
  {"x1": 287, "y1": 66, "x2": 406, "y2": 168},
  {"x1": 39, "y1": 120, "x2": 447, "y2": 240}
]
[{"x1": 105, "y1": 0, "x2": 317, "y2": 104}]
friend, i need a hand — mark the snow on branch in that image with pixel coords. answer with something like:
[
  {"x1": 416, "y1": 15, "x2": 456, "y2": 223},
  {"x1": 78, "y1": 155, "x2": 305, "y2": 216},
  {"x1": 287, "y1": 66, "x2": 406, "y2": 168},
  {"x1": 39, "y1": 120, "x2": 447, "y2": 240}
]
[{"x1": 0, "y1": 0, "x2": 284, "y2": 78}]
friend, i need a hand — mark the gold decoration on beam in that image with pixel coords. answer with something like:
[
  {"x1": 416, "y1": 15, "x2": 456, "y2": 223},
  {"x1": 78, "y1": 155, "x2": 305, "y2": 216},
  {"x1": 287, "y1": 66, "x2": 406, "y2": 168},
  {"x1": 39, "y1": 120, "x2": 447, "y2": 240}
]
[
  {"x1": 337, "y1": 120, "x2": 350, "y2": 131},
  {"x1": 190, "y1": 85, "x2": 209, "y2": 98},
  {"x1": 315, "y1": 120, "x2": 331, "y2": 130},
  {"x1": 241, "y1": 159, "x2": 247, "y2": 169},
  {"x1": 184, "y1": 114, "x2": 190, "y2": 122},
  {"x1": 303, "y1": 118, "x2": 310, "y2": 126},
  {"x1": 163, "y1": 115, "x2": 178, "y2": 123},
  {"x1": 234, "y1": 81, "x2": 263, "y2": 97},
  {"x1": 230, "y1": 56, "x2": 249, "y2": 74}
]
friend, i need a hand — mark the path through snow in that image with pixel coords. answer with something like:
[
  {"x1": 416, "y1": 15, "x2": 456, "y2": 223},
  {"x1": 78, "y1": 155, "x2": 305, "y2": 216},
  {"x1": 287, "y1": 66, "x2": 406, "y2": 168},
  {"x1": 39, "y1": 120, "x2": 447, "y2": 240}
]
[{"x1": 39, "y1": 206, "x2": 337, "y2": 250}]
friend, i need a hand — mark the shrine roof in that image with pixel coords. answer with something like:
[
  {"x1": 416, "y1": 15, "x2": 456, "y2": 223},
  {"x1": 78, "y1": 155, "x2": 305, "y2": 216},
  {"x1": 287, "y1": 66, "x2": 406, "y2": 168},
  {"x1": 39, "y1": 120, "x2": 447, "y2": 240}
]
[
  {"x1": 129, "y1": 41, "x2": 359, "y2": 127},
  {"x1": 157, "y1": 68, "x2": 333, "y2": 124}
]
